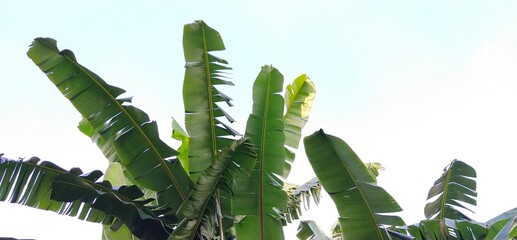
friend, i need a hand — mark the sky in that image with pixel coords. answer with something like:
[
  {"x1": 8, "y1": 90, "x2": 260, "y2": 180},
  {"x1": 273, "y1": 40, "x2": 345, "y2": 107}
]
[{"x1": 1, "y1": 0, "x2": 517, "y2": 239}]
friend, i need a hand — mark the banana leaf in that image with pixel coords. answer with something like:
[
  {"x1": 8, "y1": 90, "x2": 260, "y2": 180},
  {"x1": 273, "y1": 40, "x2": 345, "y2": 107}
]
[
  {"x1": 424, "y1": 159, "x2": 477, "y2": 220},
  {"x1": 284, "y1": 177, "x2": 321, "y2": 223},
  {"x1": 282, "y1": 74, "x2": 316, "y2": 178},
  {"x1": 233, "y1": 65, "x2": 288, "y2": 240},
  {"x1": 169, "y1": 139, "x2": 256, "y2": 240},
  {"x1": 182, "y1": 20, "x2": 241, "y2": 238},
  {"x1": 304, "y1": 129, "x2": 405, "y2": 239},
  {"x1": 171, "y1": 118, "x2": 190, "y2": 173},
  {"x1": 485, "y1": 208, "x2": 517, "y2": 240},
  {"x1": 0, "y1": 155, "x2": 168, "y2": 239},
  {"x1": 182, "y1": 20, "x2": 238, "y2": 182},
  {"x1": 407, "y1": 219, "x2": 487, "y2": 240},
  {"x1": 296, "y1": 220, "x2": 330, "y2": 240},
  {"x1": 27, "y1": 38, "x2": 193, "y2": 218}
]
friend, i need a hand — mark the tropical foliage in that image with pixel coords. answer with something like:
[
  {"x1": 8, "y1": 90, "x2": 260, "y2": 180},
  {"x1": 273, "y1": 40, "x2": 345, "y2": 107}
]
[
  {"x1": 1, "y1": 19, "x2": 515, "y2": 240},
  {"x1": 301, "y1": 129, "x2": 517, "y2": 240},
  {"x1": 0, "y1": 20, "x2": 317, "y2": 240}
]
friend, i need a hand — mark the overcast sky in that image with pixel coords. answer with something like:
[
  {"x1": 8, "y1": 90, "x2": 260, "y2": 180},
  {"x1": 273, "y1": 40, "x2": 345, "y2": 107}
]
[{"x1": 1, "y1": 1, "x2": 517, "y2": 239}]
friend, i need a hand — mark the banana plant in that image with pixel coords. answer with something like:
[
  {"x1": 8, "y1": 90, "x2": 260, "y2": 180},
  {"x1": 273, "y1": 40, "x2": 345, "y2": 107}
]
[
  {"x1": 302, "y1": 129, "x2": 517, "y2": 240},
  {"x1": 1, "y1": 20, "x2": 318, "y2": 240}
]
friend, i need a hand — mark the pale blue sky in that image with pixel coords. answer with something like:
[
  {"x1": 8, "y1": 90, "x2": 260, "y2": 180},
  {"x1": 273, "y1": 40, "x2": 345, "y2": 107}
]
[{"x1": 1, "y1": 1, "x2": 517, "y2": 239}]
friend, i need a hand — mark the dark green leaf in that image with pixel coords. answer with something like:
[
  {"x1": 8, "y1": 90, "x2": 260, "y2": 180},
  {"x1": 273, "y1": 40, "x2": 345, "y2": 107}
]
[
  {"x1": 304, "y1": 129, "x2": 405, "y2": 240},
  {"x1": 27, "y1": 38, "x2": 193, "y2": 219},
  {"x1": 424, "y1": 160, "x2": 477, "y2": 220}
]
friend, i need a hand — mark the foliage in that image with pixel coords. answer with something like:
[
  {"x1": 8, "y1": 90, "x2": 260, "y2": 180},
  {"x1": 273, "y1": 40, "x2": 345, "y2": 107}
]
[
  {"x1": 2, "y1": 18, "x2": 514, "y2": 240},
  {"x1": 1, "y1": 20, "x2": 317, "y2": 240},
  {"x1": 302, "y1": 129, "x2": 517, "y2": 240}
]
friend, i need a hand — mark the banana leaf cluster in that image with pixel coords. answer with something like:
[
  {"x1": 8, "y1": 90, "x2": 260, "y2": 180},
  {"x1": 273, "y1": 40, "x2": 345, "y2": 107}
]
[
  {"x1": 300, "y1": 129, "x2": 517, "y2": 240},
  {"x1": 1, "y1": 20, "x2": 317, "y2": 240}
]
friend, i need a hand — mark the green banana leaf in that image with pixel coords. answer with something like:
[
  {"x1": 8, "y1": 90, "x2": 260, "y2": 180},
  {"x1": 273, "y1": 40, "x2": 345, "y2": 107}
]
[
  {"x1": 486, "y1": 207, "x2": 517, "y2": 226},
  {"x1": 282, "y1": 74, "x2": 316, "y2": 178},
  {"x1": 182, "y1": 20, "x2": 241, "y2": 238},
  {"x1": 304, "y1": 129, "x2": 405, "y2": 239},
  {"x1": 296, "y1": 220, "x2": 330, "y2": 240},
  {"x1": 27, "y1": 38, "x2": 193, "y2": 218},
  {"x1": 169, "y1": 139, "x2": 257, "y2": 240},
  {"x1": 0, "y1": 155, "x2": 167, "y2": 239},
  {"x1": 284, "y1": 177, "x2": 321, "y2": 223},
  {"x1": 102, "y1": 162, "x2": 140, "y2": 240},
  {"x1": 485, "y1": 208, "x2": 517, "y2": 240},
  {"x1": 486, "y1": 216, "x2": 517, "y2": 240},
  {"x1": 233, "y1": 65, "x2": 288, "y2": 240},
  {"x1": 182, "y1": 20, "x2": 239, "y2": 182},
  {"x1": 424, "y1": 159, "x2": 477, "y2": 220},
  {"x1": 407, "y1": 219, "x2": 487, "y2": 240}
]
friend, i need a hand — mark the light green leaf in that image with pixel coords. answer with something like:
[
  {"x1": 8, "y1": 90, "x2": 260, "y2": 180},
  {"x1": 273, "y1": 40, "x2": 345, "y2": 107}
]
[
  {"x1": 172, "y1": 118, "x2": 190, "y2": 173},
  {"x1": 282, "y1": 74, "x2": 316, "y2": 178}
]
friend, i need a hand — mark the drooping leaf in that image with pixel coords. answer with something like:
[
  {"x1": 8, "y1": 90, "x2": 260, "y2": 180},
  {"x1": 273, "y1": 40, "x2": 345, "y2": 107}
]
[
  {"x1": 0, "y1": 155, "x2": 167, "y2": 240},
  {"x1": 233, "y1": 65, "x2": 288, "y2": 240},
  {"x1": 282, "y1": 74, "x2": 316, "y2": 178},
  {"x1": 304, "y1": 129, "x2": 405, "y2": 240},
  {"x1": 102, "y1": 162, "x2": 140, "y2": 240},
  {"x1": 284, "y1": 177, "x2": 321, "y2": 223},
  {"x1": 27, "y1": 38, "x2": 193, "y2": 219},
  {"x1": 296, "y1": 220, "x2": 330, "y2": 240},
  {"x1": 182, "y1": 20, "x2": 238, "y2": 182},
  {"x1": 169, "y1": 139, "x2": 257, "y2": 240},
  {"x1": 424, "y1": 159, "x2": 477, "y2": 220}
]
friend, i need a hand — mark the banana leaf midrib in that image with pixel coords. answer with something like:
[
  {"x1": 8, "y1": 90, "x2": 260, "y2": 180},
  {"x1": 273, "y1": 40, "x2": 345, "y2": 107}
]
[
  {"x1": 257, "y1": 70, "x2": 274, "y2": 239},
  {"x1": 201, "y1": 22, "x2": 224, "y2": 238},
  {"x1": 325, "y1": 134, "x2": 383, "y2": 239},
  {"x1": 16, "y1": 160, "x2": 145, "y2": 208},
  {"x1": 200, "y1": 23, "x2": 218, "y2": 161},
  {"x1": 37, "y1": 39, "x2": 189, "y2": 202},
  {"x1": 438, "y1": 165, "x2": 453, "y2": 220}
]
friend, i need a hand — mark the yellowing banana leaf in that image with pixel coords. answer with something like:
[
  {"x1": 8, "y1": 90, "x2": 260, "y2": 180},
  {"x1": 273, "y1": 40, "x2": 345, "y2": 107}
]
[
  {"x1": 282, "y1": 74, "x2": 316, "y2": 178},
  {"x1": 171, "y1": 118, "x2": 190, "y2": 174}
]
